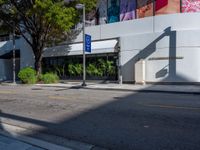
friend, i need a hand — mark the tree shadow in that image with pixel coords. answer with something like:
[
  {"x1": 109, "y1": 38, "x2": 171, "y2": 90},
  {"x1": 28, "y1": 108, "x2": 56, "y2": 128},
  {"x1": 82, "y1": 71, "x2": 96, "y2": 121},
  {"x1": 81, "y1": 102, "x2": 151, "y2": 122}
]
[
  {"x1": 0, "y1": 87, "x2": 200, "y2": 150},
  {"x1": 43, "y1": 29, "x2": 82, "y2": 58},
  {"x1": 123, "y1": 26, "x2": 192, "y2": 84}
]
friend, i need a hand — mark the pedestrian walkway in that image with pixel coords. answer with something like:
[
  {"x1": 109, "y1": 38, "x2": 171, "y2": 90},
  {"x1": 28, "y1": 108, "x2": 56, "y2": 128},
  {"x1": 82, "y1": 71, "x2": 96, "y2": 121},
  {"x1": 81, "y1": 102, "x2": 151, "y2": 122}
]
[
  {"x1": 35, "y1": 82, "x2": 200, "y2": 94},
  {"x1": 1, "y1": 80, "x2": 200, "y2": 94},
  {"x1": 0, "y1": 134, "x2": 44, "y2": 150},
  {"x1": 0, "y1": 123, "x2": 94, "y2": 150}
]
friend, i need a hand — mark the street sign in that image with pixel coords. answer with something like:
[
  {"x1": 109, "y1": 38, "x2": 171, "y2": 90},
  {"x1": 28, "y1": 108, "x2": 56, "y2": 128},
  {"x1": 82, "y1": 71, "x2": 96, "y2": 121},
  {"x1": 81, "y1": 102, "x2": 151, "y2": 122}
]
[{"x1": 85, "y1": 34, "x2": 91, "y2": 53}]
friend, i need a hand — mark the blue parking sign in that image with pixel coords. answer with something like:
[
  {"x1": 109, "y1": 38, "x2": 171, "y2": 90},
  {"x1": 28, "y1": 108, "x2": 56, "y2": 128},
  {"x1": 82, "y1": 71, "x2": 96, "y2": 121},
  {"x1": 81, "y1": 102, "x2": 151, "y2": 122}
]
[{"x1": 85, "y1": 34, "x2": 91, "y2": 53}]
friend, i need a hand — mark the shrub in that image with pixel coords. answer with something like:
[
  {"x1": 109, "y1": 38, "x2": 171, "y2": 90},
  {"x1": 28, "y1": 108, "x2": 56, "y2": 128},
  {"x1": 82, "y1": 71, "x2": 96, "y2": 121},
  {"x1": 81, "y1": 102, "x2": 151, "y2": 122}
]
[
  {"x1": 41, "y1": 73, "x2": 59, "y2": 84},
  {"x1": 87, "y1": 63, "x2": 103, "y2": 77},
  {"x1": 105, "y1": 60, "x2": 115, "y2": 76},
  {"x1": 18, "y1": 67, "x2": 37, "y2": 84},
  {"x1": 68, "y1": 64, "x2": 76, "y2": 76},
  {"x1": 54, "y1": 65, "x2": 65, "y2": 77},
  {"x1": 68, "y1": 63, "x2": 82, "y2": 76},
  {"x1": 97, "y1": 59, "x2": 115, "y2": 76},
  {"x1": 37, "y1": 74, "x2": 43, "y2": 82},
  {"x1": 74, "y1": 64, "x2": 83, "y2": 76},
  {"x1": 97, "y1": 59, "x2": 107, "y2": 75}
]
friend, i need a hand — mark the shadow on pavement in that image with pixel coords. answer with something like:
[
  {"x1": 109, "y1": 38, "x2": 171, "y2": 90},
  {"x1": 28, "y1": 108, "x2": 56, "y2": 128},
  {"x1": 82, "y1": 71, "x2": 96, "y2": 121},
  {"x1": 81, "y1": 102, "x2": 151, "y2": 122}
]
[
  {"x1": 0, "y1": 89, "x2": 200, "y2": 150},
  {"x1": 0, "y1": 26, "x2": 200, "y2": 150}
]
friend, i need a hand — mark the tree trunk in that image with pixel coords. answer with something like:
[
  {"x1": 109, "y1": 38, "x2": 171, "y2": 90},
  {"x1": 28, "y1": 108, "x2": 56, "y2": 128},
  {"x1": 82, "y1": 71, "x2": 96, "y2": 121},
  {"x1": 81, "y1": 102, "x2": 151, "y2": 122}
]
[
  {"x1": 34, "y1": 51, "x2": 43, "y2": 76},
  {"x1": 31, "y1": 33, "x2": 46, "y2": 76},
  {"x1": 32, "y1": 35, "x2": 44, "y2": 76}
]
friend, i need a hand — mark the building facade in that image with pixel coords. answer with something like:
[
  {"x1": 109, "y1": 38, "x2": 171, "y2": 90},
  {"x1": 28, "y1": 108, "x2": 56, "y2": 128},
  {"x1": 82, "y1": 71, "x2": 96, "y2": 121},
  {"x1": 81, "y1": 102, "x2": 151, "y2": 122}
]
[{"x1": 1, "y1": 0, "x2": 200, "y2": 84}]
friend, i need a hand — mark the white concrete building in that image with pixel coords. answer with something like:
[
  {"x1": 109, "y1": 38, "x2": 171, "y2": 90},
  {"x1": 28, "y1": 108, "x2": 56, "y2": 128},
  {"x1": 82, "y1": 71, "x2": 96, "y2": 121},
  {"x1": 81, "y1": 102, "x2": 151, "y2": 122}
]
[{"x1": 0, "y1": 0, "x2": 200, "y2": 84}]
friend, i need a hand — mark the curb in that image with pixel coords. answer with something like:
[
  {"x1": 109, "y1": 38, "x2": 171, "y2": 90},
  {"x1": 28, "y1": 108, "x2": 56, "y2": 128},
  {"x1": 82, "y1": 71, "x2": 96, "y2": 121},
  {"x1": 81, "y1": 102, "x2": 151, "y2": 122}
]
[
  {"x1": 83, "y1": 87, "x2": 200, "y2": 95},
  {"x1": 37, "y1": 84, "x2": 200, "y2": 95},
  {"x1": 0, "y1": 122, "x2": 101, "y2": 150},
  {"x1": 0, "y1": 127, "x2": 72, "y2": 150},
  {"x1": 1, "y1": 83, "x2": 200, "y2": 95}
]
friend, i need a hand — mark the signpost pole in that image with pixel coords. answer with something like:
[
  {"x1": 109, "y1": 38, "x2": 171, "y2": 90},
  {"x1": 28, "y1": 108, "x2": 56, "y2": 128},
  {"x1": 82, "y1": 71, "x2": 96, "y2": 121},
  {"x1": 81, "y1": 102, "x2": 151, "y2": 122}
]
[
  {"x1": 76, "y1": 4, "x2": 91, "y2": 86},
  {"x1": 82, "y1": 5, "x2": 86, "y2": 86},
  {"x1": 12, "y1": 22, "x2": 16, "y2": 84}
]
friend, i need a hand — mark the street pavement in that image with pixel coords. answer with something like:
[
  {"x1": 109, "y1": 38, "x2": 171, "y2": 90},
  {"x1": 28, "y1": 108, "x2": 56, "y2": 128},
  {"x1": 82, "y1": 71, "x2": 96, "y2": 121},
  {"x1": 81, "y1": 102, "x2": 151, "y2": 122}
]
[
  {"x1": 0, "y1": 84, "x2": 199, "y2": 150},
  {"x1": 0, "y1": 134, "x2": 44, "y2": 150},
  {"x1": 36, "y1": 82, "x2": 200, "y2": 94}
]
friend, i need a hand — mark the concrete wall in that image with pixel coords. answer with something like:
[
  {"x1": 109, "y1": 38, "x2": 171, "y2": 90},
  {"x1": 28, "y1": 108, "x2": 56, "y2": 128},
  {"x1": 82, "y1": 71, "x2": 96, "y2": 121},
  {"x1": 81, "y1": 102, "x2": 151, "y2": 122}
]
[
  {"x1": 1, "y1": 13, "x2": 200, "y2": 83},
  {"x1": 120, "y1": 13, "x2": 200, "y2": 83},
  {"x1": 74, "y1": 16, "x2": 154, "y2": 42},
  {"x1": 74, "y1": 13, "x2": 200, "y2": 83},
  {"x1": 75, "y1": 13, "x2": 200, "y2": 42},
  {"x1": 0, "y1": 40, "x2": 20, "y2": 81},
  {"x1": 18, "y1": 37, "x2": 35, "y2": 69},
  {"x1": 0, "y1": 36, "x2": 34, "y2": 81},
  {"x1": 121, "y1": 30, "x2": 200, "y2": 83},
  {"x1": 0, "y1": 59, "x2": 12, "y2": 81}
]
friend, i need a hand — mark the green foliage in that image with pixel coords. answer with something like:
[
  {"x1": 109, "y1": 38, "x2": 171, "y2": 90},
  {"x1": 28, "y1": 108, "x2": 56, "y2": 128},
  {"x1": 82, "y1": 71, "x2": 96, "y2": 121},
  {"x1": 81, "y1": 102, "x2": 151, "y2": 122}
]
[
  {"x1": 54, "y1": 65, "x2": 65, "y2": 77},
  {"x1": 74, "y1": 64, "x2": 83, "y2": 76},
  {"x1": 37, "y1": 74, "x2": 43, "y2": 82},
  {"x1": 105, "y1": 60, "x2": 115, "y2": 76},
  {"x1": 0, "y1": 0, "x2": 96, "y2": 75},
  {"x1": 18, "y1": 67, "x2": 60, "y2": 84},
  {"x1": 68, "y1": 64, "x2": 75, "y2": 76},
  {"x1": 97, "y1": 59, "x2": 115, "y2": 76},
  {"x1": 34, "y1": 0, "x2": 76, "y2": 32},
  {"x1": 87, "y1": 63, "x2": 103, "y2": 77},
  {"x1": 97, "y1": 59, "x2": 107, "y2": 75},
  {"x1": 18, "y1": 67, "x2": 37, "y2": 84},
  {"x1": 68, "y1": 63, "x2": 83, "y2": 76},
  {"x1": 41, "y1": 73, "x2": 59, "y2": 84},
  {"x1": 67, "y1": 59, "x2": 115, "y2": 78},
  {"x1": 79, "y1": 0, "x2": 97, "y2": 12},
  {"x1": 0, "y1": 23, "x2": 10, "y2": 35},
  {"x1": 0, "y1": 0, "x2": 97, "y2": 42}
]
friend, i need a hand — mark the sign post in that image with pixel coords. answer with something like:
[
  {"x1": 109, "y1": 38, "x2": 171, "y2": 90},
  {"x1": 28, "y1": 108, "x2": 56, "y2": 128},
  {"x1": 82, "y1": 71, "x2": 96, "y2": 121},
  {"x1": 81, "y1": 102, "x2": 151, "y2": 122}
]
[
  {"x1": 85, "y1": 34, "x2": 91, "y2": 53},
  {"x1": 82, "y1": 33, "x2": 91, "y2": 86}
]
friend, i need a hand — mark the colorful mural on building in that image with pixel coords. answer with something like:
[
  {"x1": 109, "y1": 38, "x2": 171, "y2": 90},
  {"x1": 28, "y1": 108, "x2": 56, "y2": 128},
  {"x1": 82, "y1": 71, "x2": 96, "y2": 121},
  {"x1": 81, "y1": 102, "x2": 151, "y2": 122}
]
[
  {"x1": 155, "y1": 0, "x2": 180, "y2": 15},
  {"x1": 97, "y1": 0, "x2": 107, "y2": 24},
  {"x1": 182, "y1": 0, "x2": 200, "y2": 12},
  {"x1": 107, "y1": 0, "x2": 120, "y2": 23},
  {"x1": 120, "y1": 0, "x2": 136, "y2": 21},
  {"x1": 85, "y1": 0, "x2": 200, "y2": 26},
  {"x1": 85, "y1": 8, "x2": 97, "y2": 26},
  {"x1": 136, "y1": 0, "x2": 153, "y2": 18}
]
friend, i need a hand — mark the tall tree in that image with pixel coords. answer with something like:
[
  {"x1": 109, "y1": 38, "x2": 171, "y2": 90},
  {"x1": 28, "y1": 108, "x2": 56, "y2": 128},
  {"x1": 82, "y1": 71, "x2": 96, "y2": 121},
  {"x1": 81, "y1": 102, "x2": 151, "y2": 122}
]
[{"x1": 0, "y1": 0, "x2": 97, "y2": 75}]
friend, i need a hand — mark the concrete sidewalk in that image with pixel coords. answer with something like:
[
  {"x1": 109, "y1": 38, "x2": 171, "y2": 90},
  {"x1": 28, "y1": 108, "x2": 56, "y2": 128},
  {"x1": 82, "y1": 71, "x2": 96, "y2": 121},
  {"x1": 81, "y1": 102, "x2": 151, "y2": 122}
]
[
  {"x1": 0, "y1": 123, "x2": 80, "y2": 150},
  {"x1": 1, "y1": 81, "x2": 200, "y2": 94},
  {"x1": 34, "y1": 82, "x2": 200, "y2": 95},
  {"x1": 0, "y1": 134, "x2": 45, "y2": 150},
  {"x1": 0, "y1": 122, "x2": 104, "y2": 150}
]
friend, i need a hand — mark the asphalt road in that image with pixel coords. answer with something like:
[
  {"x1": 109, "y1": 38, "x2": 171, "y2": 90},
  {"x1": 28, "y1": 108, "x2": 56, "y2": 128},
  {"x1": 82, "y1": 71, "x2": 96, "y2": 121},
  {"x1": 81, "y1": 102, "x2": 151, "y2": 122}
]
[{"x1": 0, "y1": 85, "x2": 199, "y2": 150}]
